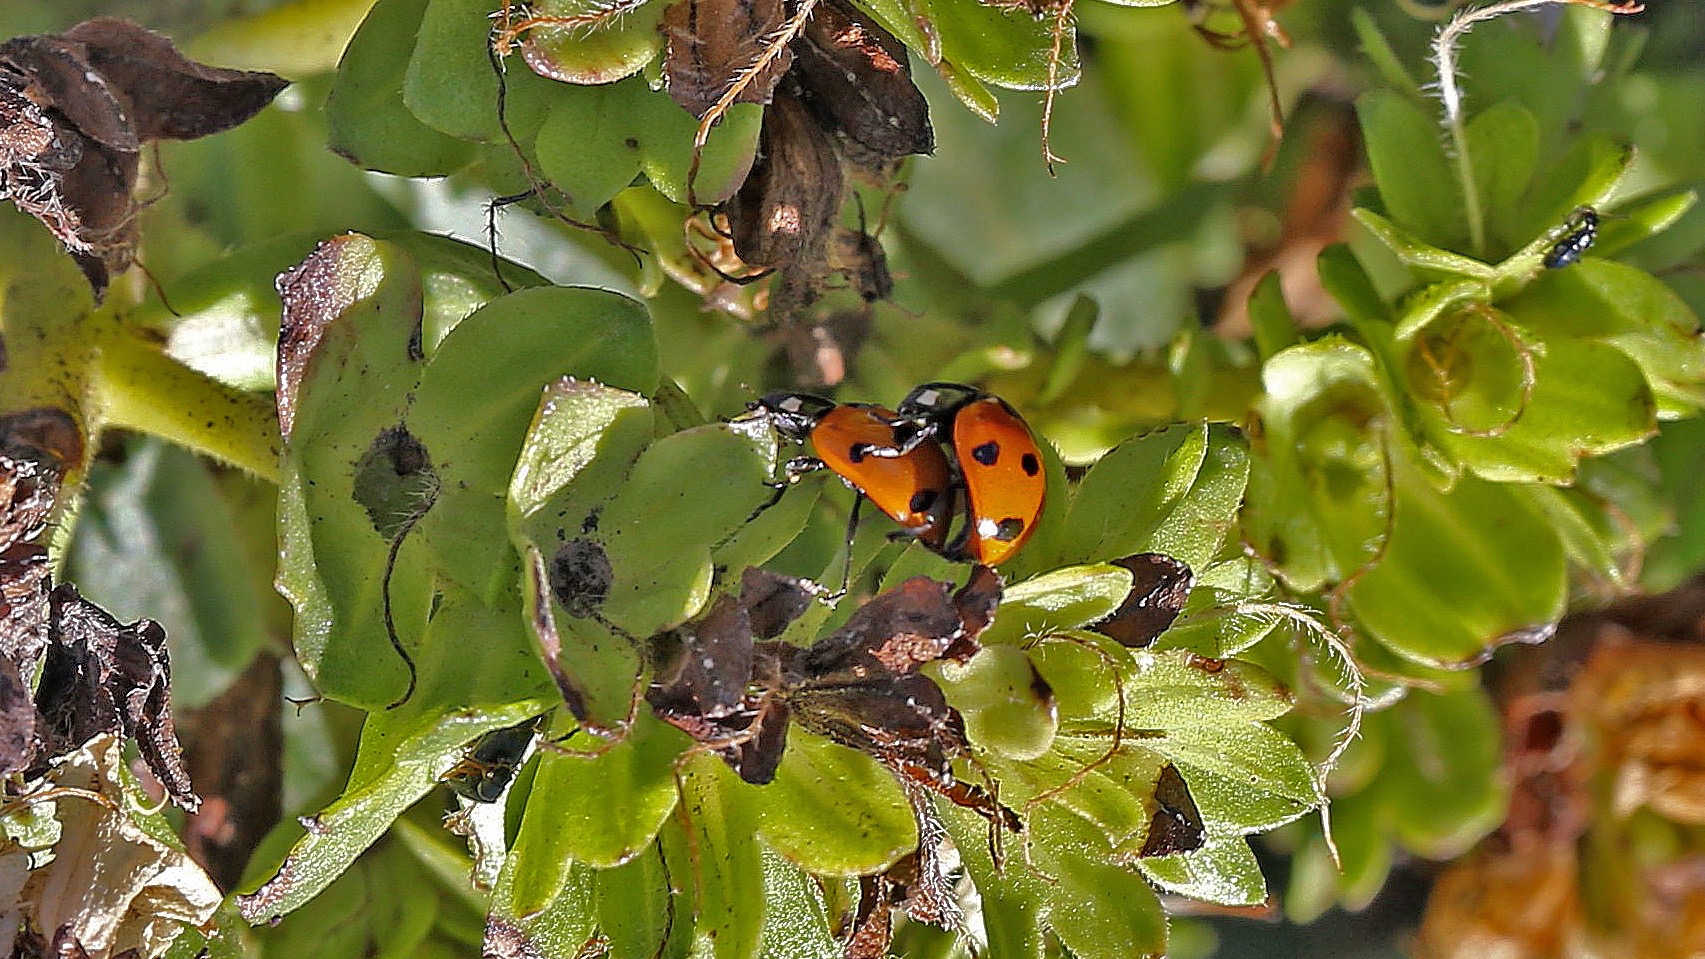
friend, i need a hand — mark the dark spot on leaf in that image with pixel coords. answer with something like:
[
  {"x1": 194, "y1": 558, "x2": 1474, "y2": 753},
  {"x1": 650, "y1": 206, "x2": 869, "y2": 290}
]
[
  {"x1": 1137, "y1": 763, "x2": 1205, "y2": 857},
  {"x1": 1094, "y1": 552, "x2": 1194, "y2": 649},
  {"x1": 548, "y1": 538, "x2": 614, "y2": 618},
  {"x1": 352, "y1": 425, "x2": 438, "y2": 540}
]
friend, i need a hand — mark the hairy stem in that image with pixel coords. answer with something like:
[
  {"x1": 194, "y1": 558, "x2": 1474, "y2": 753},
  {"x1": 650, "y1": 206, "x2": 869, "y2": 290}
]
[{"x1": 96, "y1": 331, "x2": 282, "y2": 481}]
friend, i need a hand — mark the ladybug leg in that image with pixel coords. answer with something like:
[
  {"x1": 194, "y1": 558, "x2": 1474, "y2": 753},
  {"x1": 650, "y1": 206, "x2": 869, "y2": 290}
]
[
  {"x1": 854, "y1": 420, "x2": 939, "y2": 460},
  {"x1": 826, "y1": 494, "x2": 865, "y2": 603},
  {"x1": 742, "y1": 456, "x2": 828, "y2": 525}
]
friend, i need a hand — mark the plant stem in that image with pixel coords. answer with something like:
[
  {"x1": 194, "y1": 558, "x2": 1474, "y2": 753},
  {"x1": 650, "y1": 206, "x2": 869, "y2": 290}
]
[{"x1": 96, "y1": 331, "x2": 282, "y2": 482}]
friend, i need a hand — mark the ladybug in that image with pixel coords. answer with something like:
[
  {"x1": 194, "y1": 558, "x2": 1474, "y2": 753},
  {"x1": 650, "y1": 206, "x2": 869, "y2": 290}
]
[
  {"x1": 1543, "y1": 206, "x2": 1597, "y2": 269},
  {"x1": 750, "y1": 392, "x2": 958, "y2": 556},
  {"x1": 873, "y1": 383, "x2": 1046, "y2": 567}
]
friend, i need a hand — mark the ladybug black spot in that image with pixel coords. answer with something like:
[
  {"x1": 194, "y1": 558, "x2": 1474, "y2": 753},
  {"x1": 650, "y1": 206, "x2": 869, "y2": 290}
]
[
  {"x1": 1021, "y1": 452, "x2": 1040, "y2": 477},
  {"x1": 995, "y1": 518, "x2": 1025, "y2": 542},
  {"x1": 909, "y1": 489, "x2": 939, "y2": 513},
  {"x1": 972, "y1": 441, "x2": 1001, "y2": 466}
]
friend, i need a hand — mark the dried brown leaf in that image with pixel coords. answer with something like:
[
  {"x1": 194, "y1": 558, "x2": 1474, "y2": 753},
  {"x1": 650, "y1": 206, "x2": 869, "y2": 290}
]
[
  {"x1": 661, "y1": 0, "x2": 794, "y2": 119},
  {"x1": 33, "y1": 584, "x2": 198, "y2": 811},
  {"x1": 13, "y1": 735, "x2": 221, "y2": 959},
  {"x1": 789, "y1": 0, "x2": 931, "y2": 176},
  {"x1": 0, "y1": 18, "x2": 286, "y2": 297}
]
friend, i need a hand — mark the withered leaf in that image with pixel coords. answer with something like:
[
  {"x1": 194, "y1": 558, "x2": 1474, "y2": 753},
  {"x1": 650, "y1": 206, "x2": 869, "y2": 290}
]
[
  {"x1": 1094, "y1": 552, "x2": 1193, "y2": 648},
  {"x1": 721, "y1": 88, "x2": 844, "y2": 280},
  {"x1": 33, "y1": 583, "x2": 198, "y2": 811},
  {"x1": 647, "y1": 567, "x2": 1015, "y2": 828},
  {"x1": 789, "y1": 0, "x2": 932, "y2": 175},
  {"x1": 0, "y1": 655, "x2": 33, "y2": 778},
  {"x1": 13, "y1": 735, "x2": 220, "y2": 959},
  {"x1": 0, "y1": 433, "x2": 62, "y2": 674},
  {"x1": 648, "y1": 587, "x2": 792, "y2": 785},
  {"x1": 661, "y1": 0, "x2": 794, "y2": 119},
  {"x1": 0, "y1": 18, "x2": 287, "y2": 297}
]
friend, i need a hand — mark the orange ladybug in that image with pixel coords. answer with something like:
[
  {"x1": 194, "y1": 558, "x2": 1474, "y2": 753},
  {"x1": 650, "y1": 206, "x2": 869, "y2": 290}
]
[
  {"x1": 876, "y1": 383, "x2": 1046, "y2": 567},
  {"x1": 750, "y1": 392, "x2": 958, "y2": 554}
]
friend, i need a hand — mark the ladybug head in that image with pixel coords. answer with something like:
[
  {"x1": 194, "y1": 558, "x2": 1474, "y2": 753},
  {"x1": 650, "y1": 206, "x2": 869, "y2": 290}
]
[
  {"x1": 751, "y1": 392, "x2": 837, "y2": 441},
  {"x1": 898, "y1": 382, "x2": 984, "y2": 422}
]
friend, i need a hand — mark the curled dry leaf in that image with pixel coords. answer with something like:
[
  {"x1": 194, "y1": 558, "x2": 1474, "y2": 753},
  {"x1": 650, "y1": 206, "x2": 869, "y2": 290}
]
[
  {"x1": 661, "y1": 0, "x2": 794, "y2": 119},
  {"x1": 0, "y1": 408, "x2": 81, "y2": 777},
  {"x1": 1093, "y1": 553, "x2": 1194, "y2": 649},
  {"x1": 6, "y1": 734, "x2": 221, "y2": 959},
  {"x1": 787, "y1": 0, "x2": 932, "y2": 179},
  {"x1": 721, "y1": 88, "x2": 844, "y2": 289},
  {"x1": 649, "y1": 565, "x2": 1018, "y2": 841},
  {"x1": 0, "y1": 18, "x2": 287, "y2": 297},
  {"x1": 33, "y1": 583, "x2": 198, "y2": 812}
]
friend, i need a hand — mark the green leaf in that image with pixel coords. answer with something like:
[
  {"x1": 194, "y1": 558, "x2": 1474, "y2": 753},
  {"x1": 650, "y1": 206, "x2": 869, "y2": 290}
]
[
  {"x1": 1136, "y1": 836, "x2": 1266, "y2": 907},
  {"x1": 411, "y1": 285, "x2": 658, "y2": 599},
  {"x1": 1346, "y1": 461, "x2": 1567, "y2": 667},
  {"x1": 1144, "y1": 723, "x2": 1319, "y2": 833},
  {"x1": 997, "y1": 749, "x2": 1161, "y2": 849},
  {"x1": 1375, "y1": 686, "x2": 1506, "y2": 858},
  {"x1": 938, "y1": 644, "x2": 1059, "y2": 759},
  {"x1": 596, "y1": 424, "x2": 774, "y2": 634},
  {"x1": 977, "y1": 563, "x2": 1134, "y2": 648},
  {"x1": 1244, "y1": 337, "x2": 1395, "y2": 593},
  {"x1": 508, "y1": 0, "x2": 667, "y2": 85},
  {"x1": 1357, "y1": 90, "x2": 1465, "y2": 253},
  {"x1": 941, "y1": 806, "x2": 1047, "y2": 959},
  {"x1": 747, "y1": 732, "x2": 917, "y2": 876},
  {"x1": 1466, "y1": 102, "x2": 1541, "y2": 255},
  {"x1": 1030, "y1": 805, "x2": 1167, "y2": 959},
  {"x1": 489, "y1": 854, "x2": 599, "y2": 956},
  {"x1": 597, "y1": 844, "x2": 682, "y2": 959},
  {"x1": 1503, "y1": 260, "x2": 1705, "y2": 418},
  {"x1": 680, "y1": 758, "x2": 766, "y2": 959},
  {"x1": 1058, "y1": 421, "x2": 1204, "y2": 565},
  {"x1": 405, "y1": 0, "x2": 509, "y2": 141},
  {"x1": 508, "y1": 380, "x2": 655, "y2": 520},
  {"x1": 925, "y1": 0, "x2": 1079, "y2": 92},
  {"x1": 236, "y1": 701, "x2": 547, "y2": 922},
  {"x1": 757, "y1": 850, "x2": 840, "y2": 959},
  {"x1": 516, "y1": 713, "x2": 684, "y2": 874},
  {"x1": 274, "y1": 234, "x2": 429, "y2": 707},
  {"x1": 1399, "y1": 310, "x2": 1657, "y2": 484},
  {"x1": 327, "y1": 0, "x2": 477, "y2": 176},
  {"x1": 1120, "y1": 650, "x2": 1293, "y2": 729}
]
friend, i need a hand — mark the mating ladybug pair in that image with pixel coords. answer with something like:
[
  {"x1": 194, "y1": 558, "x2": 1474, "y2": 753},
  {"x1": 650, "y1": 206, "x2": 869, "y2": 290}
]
[{"x1": 748, "y1": 383, "x2": 1045, "y2": 568}]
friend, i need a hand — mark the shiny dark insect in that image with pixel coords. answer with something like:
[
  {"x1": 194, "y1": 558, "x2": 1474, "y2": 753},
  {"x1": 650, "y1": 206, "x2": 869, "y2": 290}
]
[{"x1": 1543, "y1": 206, "x2": 1598, "y2": 269}]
